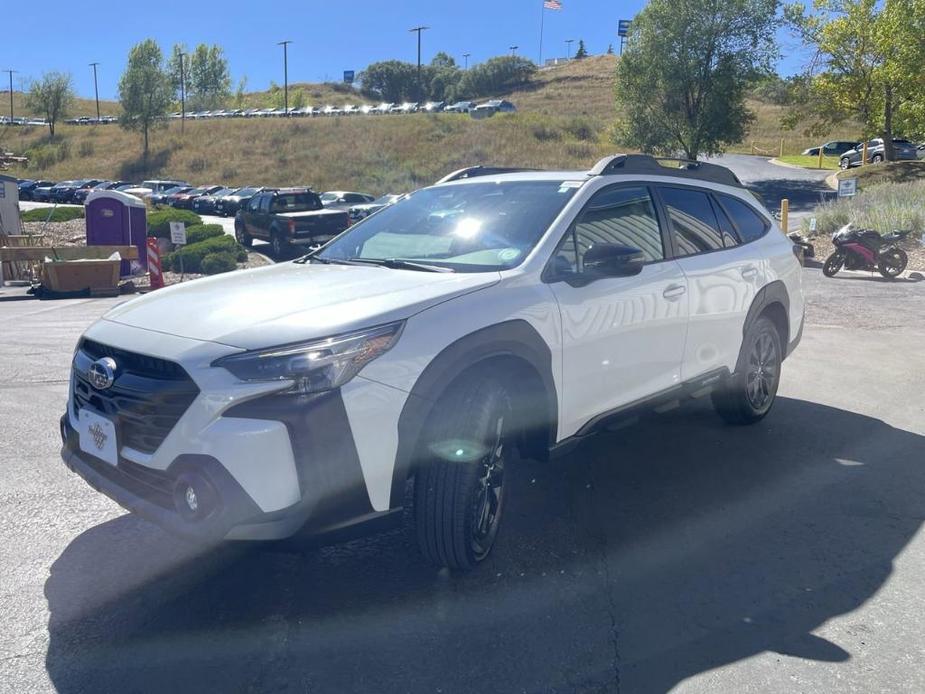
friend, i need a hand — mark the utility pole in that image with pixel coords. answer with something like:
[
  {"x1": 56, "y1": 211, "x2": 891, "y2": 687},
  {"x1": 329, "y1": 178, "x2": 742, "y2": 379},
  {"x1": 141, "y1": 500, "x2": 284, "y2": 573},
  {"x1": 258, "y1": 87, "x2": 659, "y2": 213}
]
[
  {"x1": 462, "y1": 52, "x2": 471, "y2": 70},
  {"x1": 409, "y1": 26, "x2": 428, "y2": 102},
  {"x1": 89, "y1": 62, "x2": 101, "y2": 123},
  {"x1": 178, "y1": 51, "x2": 186, "y2": 133},
  {"x1": 565, "y1": 39, "x2": 574, "y2": 60},
  {"x1": 3, "y1": 70, "x2": 15, "y2": 125},
  {"x1": 278, "y1": 40, "x2": 292, "y2": 116},
  {"x1": 509, "y1": 45, "x2": 518, "y2": 57}
]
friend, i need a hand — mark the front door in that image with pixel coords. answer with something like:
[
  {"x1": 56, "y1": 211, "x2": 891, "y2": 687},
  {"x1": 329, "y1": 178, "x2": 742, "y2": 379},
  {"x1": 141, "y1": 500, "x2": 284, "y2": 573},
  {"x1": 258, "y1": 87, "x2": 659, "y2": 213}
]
[{"x1": 547, "y1": 184, "x2": 689, "y2": 438}]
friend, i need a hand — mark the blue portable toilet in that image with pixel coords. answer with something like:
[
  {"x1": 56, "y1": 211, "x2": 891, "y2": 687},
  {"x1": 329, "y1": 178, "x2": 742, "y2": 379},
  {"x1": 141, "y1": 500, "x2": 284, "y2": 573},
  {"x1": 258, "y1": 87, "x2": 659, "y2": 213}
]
[{"x1": 85, "y1": 190, "x2": 147, "y2": 276}]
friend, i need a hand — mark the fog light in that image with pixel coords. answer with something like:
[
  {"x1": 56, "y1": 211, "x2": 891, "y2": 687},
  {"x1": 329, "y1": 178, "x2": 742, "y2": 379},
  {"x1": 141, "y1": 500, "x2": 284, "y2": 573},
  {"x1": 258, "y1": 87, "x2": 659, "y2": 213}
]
[{"x1": 173, "y1": 473, "x2": 218, "y2": 521}]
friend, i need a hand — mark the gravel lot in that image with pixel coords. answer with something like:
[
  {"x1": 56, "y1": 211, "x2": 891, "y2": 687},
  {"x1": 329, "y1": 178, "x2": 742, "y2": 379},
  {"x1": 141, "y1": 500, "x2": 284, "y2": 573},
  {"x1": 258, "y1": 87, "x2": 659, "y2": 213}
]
[{"x1": 1, "y1": 268, "x2": 924, "y2": 694}]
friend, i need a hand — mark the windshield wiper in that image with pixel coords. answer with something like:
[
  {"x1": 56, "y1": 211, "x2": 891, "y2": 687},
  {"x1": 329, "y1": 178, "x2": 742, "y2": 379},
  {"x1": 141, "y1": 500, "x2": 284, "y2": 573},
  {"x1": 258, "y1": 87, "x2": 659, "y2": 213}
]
[{"x1": 346, "y1": 258, "x2": 455, "y2": 273}]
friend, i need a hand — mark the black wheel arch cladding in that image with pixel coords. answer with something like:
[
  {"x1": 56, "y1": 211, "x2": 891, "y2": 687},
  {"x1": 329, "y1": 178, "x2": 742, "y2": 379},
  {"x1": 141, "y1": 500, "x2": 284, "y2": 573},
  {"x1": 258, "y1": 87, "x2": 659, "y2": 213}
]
[
  {"x1": 740, "y1": 280, "x2": 790, "y2": 367},
  {"x1": 389, "y1": 319, "x2": 558, "y2": 508}
]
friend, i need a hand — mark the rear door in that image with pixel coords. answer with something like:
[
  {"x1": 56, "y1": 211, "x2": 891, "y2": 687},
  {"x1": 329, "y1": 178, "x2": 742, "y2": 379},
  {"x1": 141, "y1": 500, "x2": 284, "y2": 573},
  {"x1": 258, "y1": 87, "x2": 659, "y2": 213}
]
[
  {"x1": 547, "y1": 184, "x2": 690, "y2": 435},
  {"x1": 655, "y1": 185, "x2": 764, "y2": 380}
]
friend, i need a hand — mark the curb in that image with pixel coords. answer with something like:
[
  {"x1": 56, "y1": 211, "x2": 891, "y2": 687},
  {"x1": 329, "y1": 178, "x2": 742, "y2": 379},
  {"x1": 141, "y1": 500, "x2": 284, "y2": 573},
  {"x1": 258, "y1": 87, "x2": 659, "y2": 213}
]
[{"x1": 768, "y1": 158, "x2": 806, "y2": 171}]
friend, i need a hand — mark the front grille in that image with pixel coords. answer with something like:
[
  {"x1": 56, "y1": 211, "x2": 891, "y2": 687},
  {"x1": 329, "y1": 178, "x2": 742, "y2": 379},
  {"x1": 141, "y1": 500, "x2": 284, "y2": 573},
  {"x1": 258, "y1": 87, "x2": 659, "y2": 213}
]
[{"x1": 72, "y1": 339, "x2": 199, "y2": 454}]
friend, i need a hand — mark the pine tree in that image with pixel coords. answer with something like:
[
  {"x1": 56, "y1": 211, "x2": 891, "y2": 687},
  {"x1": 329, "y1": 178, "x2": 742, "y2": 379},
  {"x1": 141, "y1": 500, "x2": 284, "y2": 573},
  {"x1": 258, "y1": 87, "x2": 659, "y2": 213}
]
[{"x1": 575, "y1": 40, "x2": 589, "y2": 59}]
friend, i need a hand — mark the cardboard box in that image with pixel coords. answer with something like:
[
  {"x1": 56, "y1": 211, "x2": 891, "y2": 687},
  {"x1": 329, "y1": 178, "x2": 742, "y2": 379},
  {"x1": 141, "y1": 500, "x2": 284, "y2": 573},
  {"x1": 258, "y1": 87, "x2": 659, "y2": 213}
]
[{"x1": 42, "y1": 259, "x2": 121, "y2": 293}]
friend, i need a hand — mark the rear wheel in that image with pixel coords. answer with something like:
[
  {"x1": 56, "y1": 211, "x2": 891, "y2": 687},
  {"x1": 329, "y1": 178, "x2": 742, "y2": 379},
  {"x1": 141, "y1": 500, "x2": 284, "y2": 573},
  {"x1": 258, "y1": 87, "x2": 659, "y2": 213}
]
[
  {"x1": 712, "y1": 316, "x2": 782, "y2": 425},
  {"x1": 878, "y1": 248, "x2": 907, "y2": 278},
  {"x1": 413, "y1": 375, "x2": 515, "y2": 570},
  {"x1": 822, "y1": 251, "x2": 846, "y2": 277},
  {"x1": 839, "y1": 157, "x2": 850, "y2": 170},
  {"x1": 270, "y1": 231, "x2": 288, "y2": 258}
]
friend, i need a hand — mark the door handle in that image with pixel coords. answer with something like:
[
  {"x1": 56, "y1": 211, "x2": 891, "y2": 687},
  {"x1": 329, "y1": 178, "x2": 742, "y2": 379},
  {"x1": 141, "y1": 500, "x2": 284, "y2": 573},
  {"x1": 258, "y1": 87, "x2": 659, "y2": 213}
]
[
  {"x1": 663, "y1": 284, "x2": 686, "y2": 300},
  {"x1": 741, "y1": 266, "x2": 758, "y2": 280}
]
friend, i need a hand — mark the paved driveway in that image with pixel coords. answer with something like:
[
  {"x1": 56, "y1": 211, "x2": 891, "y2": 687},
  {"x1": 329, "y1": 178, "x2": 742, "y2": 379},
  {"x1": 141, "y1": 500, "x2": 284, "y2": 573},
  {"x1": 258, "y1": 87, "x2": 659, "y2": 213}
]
[
  {"x1": 1, "y1": 268, "x2": 924, "y2": 693},
  {"x1": 706, "y1": 154, "x2": 835, "y2": 215}
]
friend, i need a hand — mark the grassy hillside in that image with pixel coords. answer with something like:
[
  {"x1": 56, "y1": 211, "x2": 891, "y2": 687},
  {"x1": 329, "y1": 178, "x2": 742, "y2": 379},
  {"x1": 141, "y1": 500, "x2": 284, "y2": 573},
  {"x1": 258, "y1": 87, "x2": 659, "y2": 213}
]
[
  {"x1": 3, "y1": 56, "x2": 867, "y2": 193},
  {"x1": 1, "y1": 90, "x2": 121, "y2": 119}
]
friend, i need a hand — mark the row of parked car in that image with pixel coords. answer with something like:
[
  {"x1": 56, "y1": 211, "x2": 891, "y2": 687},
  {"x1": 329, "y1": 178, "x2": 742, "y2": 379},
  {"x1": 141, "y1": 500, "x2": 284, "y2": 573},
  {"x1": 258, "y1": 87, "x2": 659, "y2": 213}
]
[
  {"x1": 800, "y1": 138, "x2": 925, "y2": 168},
  {"x1": 17, "y1": 176, "x2": 403, "y2": 223},
  {"x1": 169, "y1": 99, "x2": 516, "y2": 120}
]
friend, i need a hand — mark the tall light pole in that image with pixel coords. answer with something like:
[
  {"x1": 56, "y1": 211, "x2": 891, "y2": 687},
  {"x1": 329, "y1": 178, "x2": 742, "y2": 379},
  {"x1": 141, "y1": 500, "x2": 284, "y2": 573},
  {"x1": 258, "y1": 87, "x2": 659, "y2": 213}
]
[
  {"x1": 177, "y1": 51, "x2": 186, "y2": 133},
  {"x1": 409, "y1": 26, "x2": 428, "y2": 102},
  {"x1": 565, "y1": 39, "x2": 574, "y2": 60},
  {"x1": 509, "y1": 45, "x2": 518, "y2": 57},
  {"x1": 3, "y1": 69, "x2": 15, "y2": 125},
  {"x1": 462, "y1": 52, "x2": 471, "y2": 70},
  {"x1": 278, "y1": 40, "x2": 292, "y2": 116},
  {"x1": 89, "y1": 62, "x2": 101, "y2": 123}
]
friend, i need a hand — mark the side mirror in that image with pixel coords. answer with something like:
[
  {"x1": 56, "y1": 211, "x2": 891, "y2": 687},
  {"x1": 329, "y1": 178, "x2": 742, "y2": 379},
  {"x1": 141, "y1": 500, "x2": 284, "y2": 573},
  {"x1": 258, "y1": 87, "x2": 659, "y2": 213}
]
[{"x1": 583, "y1": 243, "x2": 645, "y2": 277}]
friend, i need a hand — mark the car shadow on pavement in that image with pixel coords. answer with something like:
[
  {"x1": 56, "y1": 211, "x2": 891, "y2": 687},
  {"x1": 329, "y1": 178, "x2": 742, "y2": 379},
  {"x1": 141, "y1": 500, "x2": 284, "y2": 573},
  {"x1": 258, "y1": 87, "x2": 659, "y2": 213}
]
[
  {"x1": 747, "y1": 178, "x2": 835, "y2": 213},
  {"x1": 44, "y1": 397, "x2": 925, "y2": 693}
]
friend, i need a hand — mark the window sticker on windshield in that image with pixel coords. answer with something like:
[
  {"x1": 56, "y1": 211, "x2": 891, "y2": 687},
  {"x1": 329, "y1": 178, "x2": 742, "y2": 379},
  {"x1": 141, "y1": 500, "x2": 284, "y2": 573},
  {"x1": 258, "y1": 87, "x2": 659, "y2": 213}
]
[
  {"x1": 498, "y1": 248, "x2": 521, "y2": 262},
  {"x1": 558, "y1": 181, "x2": 583, "y2": 193}
]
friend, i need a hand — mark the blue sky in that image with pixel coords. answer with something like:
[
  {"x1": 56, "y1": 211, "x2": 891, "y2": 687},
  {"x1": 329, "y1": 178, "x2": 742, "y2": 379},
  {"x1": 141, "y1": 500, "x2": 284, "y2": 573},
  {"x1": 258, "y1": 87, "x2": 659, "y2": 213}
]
[{"x1": 6, "y1": 0, "x2": 808, "y2": 100}]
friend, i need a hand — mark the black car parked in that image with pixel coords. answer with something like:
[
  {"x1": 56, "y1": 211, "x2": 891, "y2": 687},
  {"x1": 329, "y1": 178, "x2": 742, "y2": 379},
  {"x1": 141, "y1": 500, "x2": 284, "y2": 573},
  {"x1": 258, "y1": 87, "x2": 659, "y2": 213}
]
[
  {"x1": 17, "y1": 180, "x2": 56, "y2": 201},
  {"x1": 215, "y1": 186, "x2": 268, "y2": 217},
  {"x1": 192, "y1": 187, "x2": 237, "y2": 214},
  {"x1": 149, "y1": 186, "x2": 193, "y2": 207}
]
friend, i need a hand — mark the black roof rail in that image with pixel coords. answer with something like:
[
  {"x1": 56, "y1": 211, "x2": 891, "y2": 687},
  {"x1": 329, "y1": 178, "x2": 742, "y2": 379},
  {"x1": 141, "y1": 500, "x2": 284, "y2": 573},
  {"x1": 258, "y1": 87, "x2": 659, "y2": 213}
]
[
  {"x1": 436, "y1": 165, "x2": 539, "y2": 184},
  {"x1": 588, "y1": 153, "x2": 743, "y2": 188}
]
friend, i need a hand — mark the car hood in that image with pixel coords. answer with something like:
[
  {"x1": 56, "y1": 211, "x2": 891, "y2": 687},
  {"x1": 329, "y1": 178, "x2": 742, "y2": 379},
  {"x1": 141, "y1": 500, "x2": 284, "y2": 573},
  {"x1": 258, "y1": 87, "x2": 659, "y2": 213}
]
[{"x1": 102, "y1": 262, "x2": 500, "y2": 350}]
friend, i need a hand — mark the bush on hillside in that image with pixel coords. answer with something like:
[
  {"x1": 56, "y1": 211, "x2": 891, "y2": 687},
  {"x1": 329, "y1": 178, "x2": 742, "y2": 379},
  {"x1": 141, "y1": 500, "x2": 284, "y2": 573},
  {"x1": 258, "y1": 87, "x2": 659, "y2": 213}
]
[
  {"x1": 147, "y1": 209, "x2": 202, "y2": 239},
  {"x1": 21, "y1": 207, "x2": 84, "y2": 223},
  {"x1": 200, "y1": 251, "x2": 238, "y2": 275},
  {"x1": 185, "y1": 224, "x2": 225, "y2": 245},
  {"x1": 165, "y1": 234, "x2": 246, "y2": 273}
]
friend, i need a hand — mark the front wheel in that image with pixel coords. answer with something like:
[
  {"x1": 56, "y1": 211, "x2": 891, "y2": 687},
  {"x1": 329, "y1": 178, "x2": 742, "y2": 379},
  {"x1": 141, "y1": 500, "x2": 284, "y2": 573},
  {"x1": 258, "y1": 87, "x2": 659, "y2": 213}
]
[
  {"x1": 822, "y1": 251, "x2": 846, "y2": 277},
  {"x1": 234, "y1": 223, "x2": 252, "y2": 247},
  {"x1": 413, "y1": 376, "x2": 515, "y2": 570},
  {"x1": 871, "y1": 154, "x2": 883, "y2": 164},
  {"x1": 839, "y1": 157, "x2": 850, "y2": 170},
  {"x1": 712, "y1": 316, "x2": 782, "y2": 425},
  {"x1": 878, "y1": 248, "x2": 907, "y2": 278}
]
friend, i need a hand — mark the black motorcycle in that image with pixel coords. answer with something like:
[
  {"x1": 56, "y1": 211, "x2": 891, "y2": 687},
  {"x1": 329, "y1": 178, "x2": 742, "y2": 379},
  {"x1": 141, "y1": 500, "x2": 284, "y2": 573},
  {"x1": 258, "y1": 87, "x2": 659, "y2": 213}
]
[{"x1": 822, "y1": 224, "x2": 910, "y2": 279}]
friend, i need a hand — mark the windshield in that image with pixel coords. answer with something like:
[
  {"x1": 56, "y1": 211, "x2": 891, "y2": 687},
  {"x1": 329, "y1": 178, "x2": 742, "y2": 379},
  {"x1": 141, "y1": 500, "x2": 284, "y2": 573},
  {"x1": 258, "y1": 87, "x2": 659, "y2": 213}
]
[
  {"x1": 273, "y1": 192, "x2": 323, "y2": 212},
  {"x1": 317, "y1": 180, "x2": 578, "y2": 272},
  {"x1": 320, "y1": 192, "x2": 338, "y2": 203},
  {"x1": 372, "y1": 194, "x2": 398, "y2": 204}
]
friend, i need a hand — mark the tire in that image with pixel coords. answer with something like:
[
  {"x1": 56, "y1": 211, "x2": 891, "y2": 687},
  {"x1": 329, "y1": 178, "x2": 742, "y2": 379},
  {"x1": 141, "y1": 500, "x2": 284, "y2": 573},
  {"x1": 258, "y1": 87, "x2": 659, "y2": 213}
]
[
  {"x1": 270, "y1": 231, "x2": 288, "y2": 258},
  {"x1": 878, "y1": 248, "x2": 907, "y2": 278},
  {"x1": 712, "y1": 316, "x2": 782, "y2": 425},
  {"x1": 413, "y1": 375, "x2": 515, "y2": 570},
  {"x1": 871, "y1": 154, "x2": 883, "y2": 164},
  {"x1": 822, "y1": 251, "x2": 846, "y2": 277},
  {"x1": 839, "y1": 157, "x2": 850, "y2": 170},
  {"x1": 234, "y1": 222, "x2": 252, "y2": 247}
]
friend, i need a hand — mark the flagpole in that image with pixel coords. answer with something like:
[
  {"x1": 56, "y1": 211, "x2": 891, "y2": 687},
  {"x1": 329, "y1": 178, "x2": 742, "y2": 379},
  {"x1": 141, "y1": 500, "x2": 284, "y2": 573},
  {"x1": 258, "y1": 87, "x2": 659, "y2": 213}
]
[{"x1": 538, "y1": 0, "x2": 545, "y2": 65}]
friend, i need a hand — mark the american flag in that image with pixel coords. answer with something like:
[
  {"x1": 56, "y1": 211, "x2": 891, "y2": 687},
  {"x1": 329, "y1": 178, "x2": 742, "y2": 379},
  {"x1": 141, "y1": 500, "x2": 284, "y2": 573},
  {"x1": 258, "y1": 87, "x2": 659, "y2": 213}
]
[{"x1": 544, "y1": 0, "x2": 562, "y2": 9}]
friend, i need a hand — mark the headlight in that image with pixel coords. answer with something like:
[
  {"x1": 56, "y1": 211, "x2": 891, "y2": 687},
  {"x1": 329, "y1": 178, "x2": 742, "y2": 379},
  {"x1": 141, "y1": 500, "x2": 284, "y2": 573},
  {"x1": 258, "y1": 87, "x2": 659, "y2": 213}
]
[{"x1": 214, "y1": 321, "x2": 404, "y2": 394}]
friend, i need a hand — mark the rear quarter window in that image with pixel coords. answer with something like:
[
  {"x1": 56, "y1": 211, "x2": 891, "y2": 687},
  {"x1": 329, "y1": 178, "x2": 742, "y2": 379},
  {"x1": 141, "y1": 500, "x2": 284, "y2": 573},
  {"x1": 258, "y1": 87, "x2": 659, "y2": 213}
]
[{"x1": 715, "y1": 194, "x2": 769, "y2": 244}]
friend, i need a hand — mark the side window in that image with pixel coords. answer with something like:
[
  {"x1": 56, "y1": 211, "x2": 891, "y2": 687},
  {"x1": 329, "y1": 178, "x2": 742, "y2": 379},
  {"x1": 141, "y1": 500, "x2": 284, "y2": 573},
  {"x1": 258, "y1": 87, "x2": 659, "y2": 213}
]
[
  {"x1": 259, "y1": 195, "x2": 272, "y2": 213},
  {"x1": 248, "y1": 195, "x2": 262, "y2": 212},
  {"x1": 551, "y1": 185, "x2": 664, "y2": 274},
  {"x1": 716, "y1": 194, "x2": 769, "y2": 244},
  {"x1": 658, "y1": 186, "x2": 724, "y2": 257},
  {"x1": 710, "y1": 198, "x2": 740, "y2": 248}
]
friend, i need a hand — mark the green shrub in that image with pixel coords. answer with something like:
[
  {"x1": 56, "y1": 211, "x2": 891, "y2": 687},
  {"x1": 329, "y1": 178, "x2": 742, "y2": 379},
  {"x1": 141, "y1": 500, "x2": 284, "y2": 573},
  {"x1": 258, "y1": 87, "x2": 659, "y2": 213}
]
[
  {"x1": 803, "y1": 180, "x2": 925, "y2": 237},
  {"x1": 21, "y1": 207, "x2": 85, "y2": 223},
  {"x1": 185, "y1": 224, "x2": 225, "y2": 245},
  {"x1": 147, "y1": 208, "x2": 202, "y2": 238},
  {"x1": 200, "y1": 251, "x2": 239, "y2": 275},
  {"x1": 166, "y1": 235, "x2": 246, "y2": 273}
]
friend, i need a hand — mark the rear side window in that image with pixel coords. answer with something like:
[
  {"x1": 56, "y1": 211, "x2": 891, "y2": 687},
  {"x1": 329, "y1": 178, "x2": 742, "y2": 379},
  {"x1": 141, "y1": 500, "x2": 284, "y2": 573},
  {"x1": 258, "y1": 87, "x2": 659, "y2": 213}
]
[
  {"x1": 716, "y1": 194, "x2": 769, "y2": 244},
  {"x1": 658, "y1": 187, "x2": 724, "y2": 256}
]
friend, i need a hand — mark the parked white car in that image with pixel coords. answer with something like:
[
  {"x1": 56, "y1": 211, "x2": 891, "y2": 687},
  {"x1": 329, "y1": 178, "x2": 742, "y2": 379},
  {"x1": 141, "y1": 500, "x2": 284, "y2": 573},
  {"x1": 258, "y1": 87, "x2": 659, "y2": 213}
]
[{"x1": 61, "y1": 154, "x2": 804, "y2": 570}]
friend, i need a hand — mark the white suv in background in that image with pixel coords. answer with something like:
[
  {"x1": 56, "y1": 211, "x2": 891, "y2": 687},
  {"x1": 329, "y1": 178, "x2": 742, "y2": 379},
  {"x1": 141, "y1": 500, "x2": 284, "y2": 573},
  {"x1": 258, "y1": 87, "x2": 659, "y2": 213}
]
[{"x1": 61, "y1": 154, "x2": 804, "y2": 570}]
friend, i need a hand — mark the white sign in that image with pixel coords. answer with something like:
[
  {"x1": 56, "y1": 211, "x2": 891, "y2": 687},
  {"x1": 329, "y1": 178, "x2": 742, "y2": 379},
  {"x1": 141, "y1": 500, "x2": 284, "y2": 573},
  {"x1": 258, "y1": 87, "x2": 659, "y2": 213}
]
[
  {"x1": 838, "y1": 178, "x2": 857, "y2": 198},
  {"x1": 169, "y1": 221, "x2": 187, "y2": 245},
  {"x1": 809, "y1": 217, "x2": 817, "y2": 232}
]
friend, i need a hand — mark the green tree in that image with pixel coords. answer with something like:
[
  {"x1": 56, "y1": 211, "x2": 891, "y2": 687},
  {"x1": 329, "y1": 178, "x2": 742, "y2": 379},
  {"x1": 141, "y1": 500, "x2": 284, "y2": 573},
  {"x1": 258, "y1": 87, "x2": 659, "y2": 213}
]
[
  {"x1": 233, "y1": 76, "x2": 248, "y2": 109},
  {"x1": 187, "y1": 44, "x2": 232, "y2": 109},
  {"x1": 25, "y1": 72, "x2": 73, "y2": 139},
  {"x1": 359, "y1": 60, "x2": 419, "y2": 102},
  {"x1": 614, "y1": 0, "x2": 777, "y2": 160},
  {"x1": 574, "y1": 40, "x2": 588, "y2": 59},
  {"x1": 119, "y1": 39, "x2": 172, "y2": 155},
  {"x1": 607, "y1": 43, "x2": 615, "y2": 55},
  {"x1": 786, "y1": 0, "x2": 925, "y2": 159},
  {"x1": 428, "y1": 52, "x2": 463, "y2": 102},
  {"x1": 456, "y1": 56, "x2": 536, "y2": 99}
]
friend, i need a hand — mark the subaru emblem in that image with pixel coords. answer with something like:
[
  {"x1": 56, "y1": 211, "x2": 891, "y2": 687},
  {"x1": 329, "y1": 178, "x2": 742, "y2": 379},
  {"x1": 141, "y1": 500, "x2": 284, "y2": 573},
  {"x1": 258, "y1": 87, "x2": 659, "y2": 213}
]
[{"x1": 88, "y1": 357, "x2": 117, "y2": 390}]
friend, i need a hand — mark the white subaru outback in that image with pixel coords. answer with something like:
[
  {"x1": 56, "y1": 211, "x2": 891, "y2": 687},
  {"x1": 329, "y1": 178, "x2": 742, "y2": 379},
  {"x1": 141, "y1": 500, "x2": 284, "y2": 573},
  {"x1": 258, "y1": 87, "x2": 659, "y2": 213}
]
[{"x1": 61, "y1": 154, "x2": 804, "y2": 570}]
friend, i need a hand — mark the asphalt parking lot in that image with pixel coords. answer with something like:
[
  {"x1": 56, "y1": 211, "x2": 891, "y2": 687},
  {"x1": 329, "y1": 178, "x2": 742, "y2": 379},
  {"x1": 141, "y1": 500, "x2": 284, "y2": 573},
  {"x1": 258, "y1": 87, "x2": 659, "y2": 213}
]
[{"x1": 1, "y1": 265, "x2": 924, "y2": 693}]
